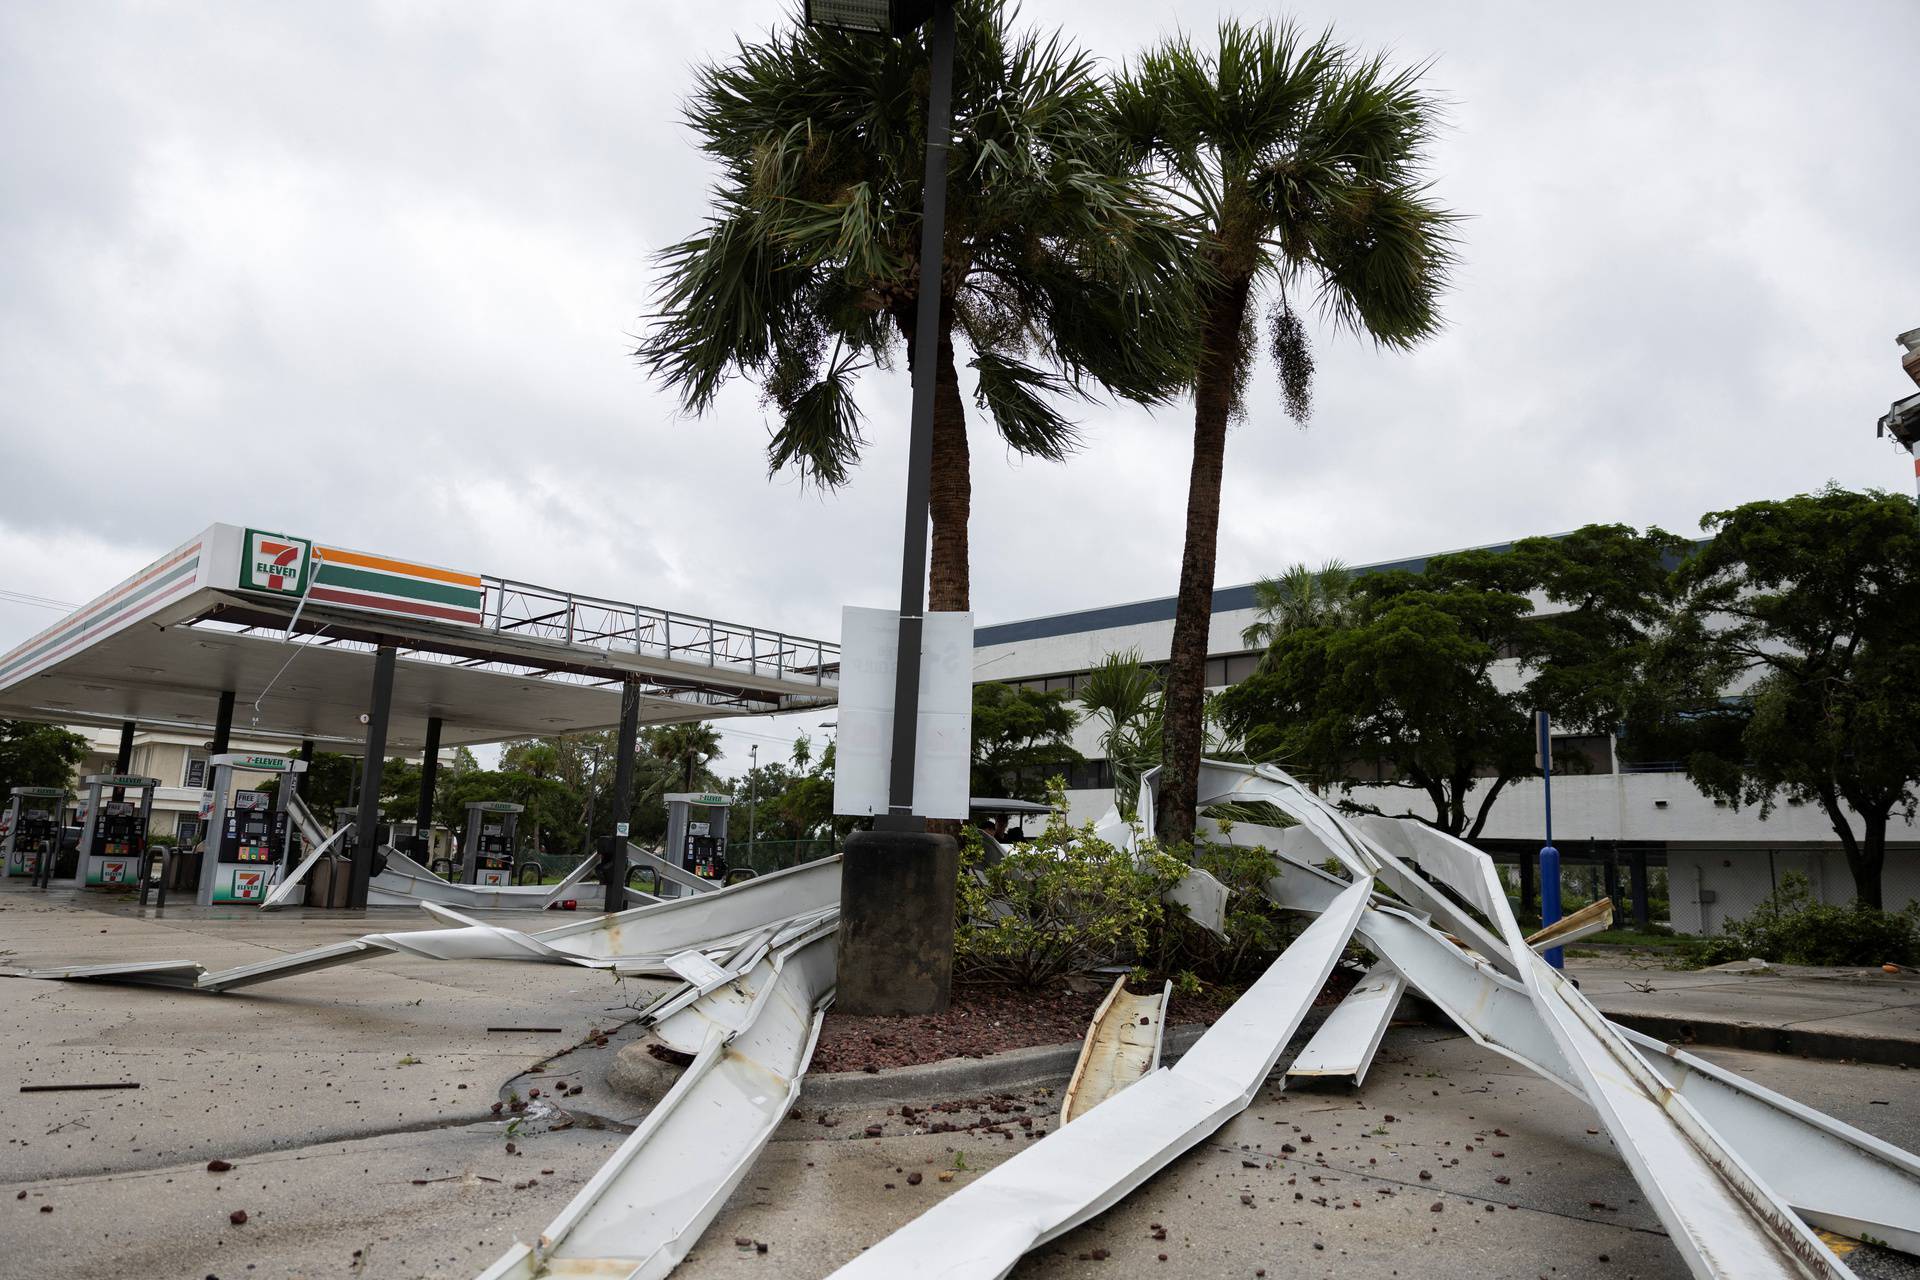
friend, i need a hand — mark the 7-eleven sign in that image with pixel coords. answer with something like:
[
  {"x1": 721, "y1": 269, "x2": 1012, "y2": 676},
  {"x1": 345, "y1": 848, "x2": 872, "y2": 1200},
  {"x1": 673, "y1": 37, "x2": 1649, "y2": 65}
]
[{"x1": 240, "y1": 529, "x2": 313, "y2": 596}]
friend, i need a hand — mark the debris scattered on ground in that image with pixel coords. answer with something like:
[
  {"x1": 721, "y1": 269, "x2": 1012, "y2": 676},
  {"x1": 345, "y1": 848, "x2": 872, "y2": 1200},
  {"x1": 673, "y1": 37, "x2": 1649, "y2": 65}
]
[
  {"x1": 206, "y1": 1159, "x2": 233, "y2": 1172},
  {"x1": 20, "y1": 1082, "x2": 139, "y2": 1092},
  {"x1": 813, "y1": 975, "x2": 1286, "y2": 1073}
]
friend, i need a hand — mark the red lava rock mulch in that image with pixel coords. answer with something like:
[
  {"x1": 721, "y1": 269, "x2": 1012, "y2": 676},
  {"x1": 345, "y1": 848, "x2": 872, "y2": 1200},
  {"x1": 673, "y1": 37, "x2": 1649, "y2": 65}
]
[{"x1": 811, "y1": 968, "x2": 1361, "y2": 1074}]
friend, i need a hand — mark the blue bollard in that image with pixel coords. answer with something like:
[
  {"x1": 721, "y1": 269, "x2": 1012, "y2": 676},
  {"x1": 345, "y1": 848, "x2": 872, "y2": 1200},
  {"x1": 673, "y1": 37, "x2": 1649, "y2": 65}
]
[{"x1": 1540, "y1": 843, "x2": 1562, "y2": 969}]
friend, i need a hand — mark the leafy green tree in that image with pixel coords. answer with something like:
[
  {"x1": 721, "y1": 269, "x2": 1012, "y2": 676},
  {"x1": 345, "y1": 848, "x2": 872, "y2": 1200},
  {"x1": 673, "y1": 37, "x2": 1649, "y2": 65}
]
[
  {"x1": 0, "y1": 720, "x2": 87, "y2": 796},
  {"x1": 636, "y1": 0, "x2": 1191, "y2": 612},
  {"x1": 1642, "y1": 489, "x2": 1920, "y2": 907},
  {"x1": 436, "y1": 768, "x2": 579, "y2": 858},
  {"x1": 1218, "y1": 526, "x2": 1677, "y2": 838},
  {"x1": 970, "y1": 681, "x2": 1081, "y2": 800},
  {"x1": 1110, "y1": 21, "x2": 1457, "y2": 847},
  {"x1": 1240, "y1": 560, "x2": 1355, "y2": 654}
]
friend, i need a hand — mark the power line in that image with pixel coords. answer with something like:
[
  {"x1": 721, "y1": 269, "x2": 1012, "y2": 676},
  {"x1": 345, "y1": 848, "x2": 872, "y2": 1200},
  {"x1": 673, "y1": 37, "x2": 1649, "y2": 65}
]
[{"x1": 0, "y1": 586, "x2": 77, "y2": 611}]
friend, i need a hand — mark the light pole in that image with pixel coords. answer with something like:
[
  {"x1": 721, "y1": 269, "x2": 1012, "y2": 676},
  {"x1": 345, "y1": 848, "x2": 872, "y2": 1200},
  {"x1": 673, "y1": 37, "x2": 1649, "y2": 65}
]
[
  {"x1": 1536, "y1": 710, "x2": 1563, "y2": 970},
  {"x1": 748, "y1": 743, "x2": 759, "y2": 867},
  {"x1": 803, "y1": 0, "x2": 960, "y2": 1015}
]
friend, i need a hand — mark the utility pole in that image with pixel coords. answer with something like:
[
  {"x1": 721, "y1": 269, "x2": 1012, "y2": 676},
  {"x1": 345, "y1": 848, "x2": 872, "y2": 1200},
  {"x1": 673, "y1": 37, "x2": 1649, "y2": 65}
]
[
  {"x1": 1536, "y1": 710, "x2": 1563, "y2": 970},
  {"x1": 748, "y1": 743, "x2": 759, "y2": 866},
  {"x1": 802, "y1": 0, "x2": 962, "y2": 1017}
]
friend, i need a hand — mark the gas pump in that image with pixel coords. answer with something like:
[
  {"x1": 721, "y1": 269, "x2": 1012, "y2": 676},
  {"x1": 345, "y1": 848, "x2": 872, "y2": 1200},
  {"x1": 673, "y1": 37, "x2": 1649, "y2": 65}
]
[
  {"x1": 3, "y1": 786, "x2": 66, "y2": 879},
  {"x1": 70, "y1": 774, "x2": 159, "y2": 888},
  {"x1": 198, "y1": 752, "x2": 308, "y2": 905},
  {"x1": 664, "y1": 791, "x2": 731, "y2": 888},
  {"x1": 458, "y1": 801, "x2": 522, "y2": 886}
]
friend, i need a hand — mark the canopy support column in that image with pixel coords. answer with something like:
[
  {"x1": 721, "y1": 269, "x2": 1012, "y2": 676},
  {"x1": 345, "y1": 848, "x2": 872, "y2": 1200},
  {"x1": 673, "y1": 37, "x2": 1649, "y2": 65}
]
[
  {"x1": 112, "y1": 721, "x2": 135, "y2": 800},
  {"x1": 604, "y1": 680, "x2": 640, "y2": 914},
  {"x1": 415, "y1": 716, "x2": 441, "y2": 856},
  {"x1": 349, "y1": 646, "x2": 396, "y2": 910}
]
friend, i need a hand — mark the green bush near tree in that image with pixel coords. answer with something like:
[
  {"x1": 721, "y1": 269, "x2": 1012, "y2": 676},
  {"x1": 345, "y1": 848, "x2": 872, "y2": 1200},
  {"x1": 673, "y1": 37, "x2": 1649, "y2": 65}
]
[
  {"x1": 954, "y1": 786, "x2": 1186, "y2": 989},
  {"x1": 1691, "y1": 874, "x2": 1920, "y2": 967}
]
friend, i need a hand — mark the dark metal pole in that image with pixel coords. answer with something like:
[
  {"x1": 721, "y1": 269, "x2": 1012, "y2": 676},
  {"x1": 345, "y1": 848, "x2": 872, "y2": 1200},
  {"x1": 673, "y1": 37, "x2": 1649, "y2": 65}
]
[
  {"x1": 604, "y1": 680, "x2": 641, "y2": 913},
  {"x1": 1518, "y1": 847, "x2": 1537, "y2": 919},
  {"x1": 350, "y1": 646, "x2": 396, "y2": 910},
  {"x1": 210, "y1": 690, "x2": 235, "y2": 758},
  {"x1": 875, "y1": 0, "x2": 954, "y2": 834},
  {"x1": 415, "y1": 716, "x2": 442, "y2": 849},
  {"x1": 112, "y1": 720, "x2": 135, "y2": 800},
  {"x1": 1630, "y1": 843, "x2": 1651, "y2": 928}
]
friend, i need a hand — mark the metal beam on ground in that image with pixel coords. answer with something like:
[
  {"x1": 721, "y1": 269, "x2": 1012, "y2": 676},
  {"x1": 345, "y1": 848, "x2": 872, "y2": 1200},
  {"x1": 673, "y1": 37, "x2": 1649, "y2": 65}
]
[
  {"x1": 477, "y1": 925, "x2": 837, "y2": 1280},
  {"x1": 625, "y1": 843, "x2": 718, "y2": 895},
  {"x1": 1285, "y1": 961, "x2": 1405, "y2": 1087},
  {"x1": 1264, "y1": 843, "x2": 1920, "y2": 1250},
  {"x1": 15, "y1": 855, "x2": 845, "y2": 993},
  {"x1": 1060, "y1": 977, "x2": 1170, "y2": 1125},
  {"x1": 827, "y1": 879, "x2": 1372, "y2": 1280},
  {"x1": 1526, "y1": 896, "x2": 1614, "y2": 951},
  {"x1": 1335, "y1": 807, "x2": 1858, "y2": 1279}
]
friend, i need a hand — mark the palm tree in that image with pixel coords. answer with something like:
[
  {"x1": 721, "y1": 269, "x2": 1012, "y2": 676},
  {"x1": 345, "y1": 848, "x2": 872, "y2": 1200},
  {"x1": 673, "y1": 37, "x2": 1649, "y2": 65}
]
[
  {"x1": 1111, "y1": 23, "x2": 1457, "y2": 847},
  {"x1": 1240, "y1": 559, "x2": 1356, "y2": 653},
  {"x1": 1076, "y1": 649, "x2": 1162, "y2": 820},
  {"x1": 645, "y1": 723, "x2": 722, "y2": 793},
  {"x1": 637, "y1": 1, "x2": 1192, "y2": 612}
]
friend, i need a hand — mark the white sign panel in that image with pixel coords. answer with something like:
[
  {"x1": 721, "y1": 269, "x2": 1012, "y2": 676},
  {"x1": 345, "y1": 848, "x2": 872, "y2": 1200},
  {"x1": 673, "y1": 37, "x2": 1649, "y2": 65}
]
[{"x1": 833, "y1": 605, "x2": 974, "y2": 820}]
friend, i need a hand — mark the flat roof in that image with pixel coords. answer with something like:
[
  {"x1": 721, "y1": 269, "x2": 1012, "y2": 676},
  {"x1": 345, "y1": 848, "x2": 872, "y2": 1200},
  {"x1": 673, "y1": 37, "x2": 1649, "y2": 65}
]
[
  {"x1": 0, "y1": 524, "x2": 837, "y2": 748},
  {"x1": 972, "y1": 537, "x2": 1540, "y2": 648}
]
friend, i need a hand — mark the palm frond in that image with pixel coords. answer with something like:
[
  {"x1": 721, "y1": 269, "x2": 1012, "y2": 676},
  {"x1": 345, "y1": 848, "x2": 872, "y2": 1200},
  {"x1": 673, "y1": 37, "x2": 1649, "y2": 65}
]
[
  {"x1": 766, "y1": 345, "x2": 869, "y2": 487},
  {"x1": 969, "y1": 350, "x2": 1079, "y2": 460}
]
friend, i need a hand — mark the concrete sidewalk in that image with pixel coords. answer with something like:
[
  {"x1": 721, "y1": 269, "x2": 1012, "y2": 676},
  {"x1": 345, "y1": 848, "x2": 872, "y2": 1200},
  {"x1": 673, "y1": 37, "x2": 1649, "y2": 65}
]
[
  {"x1": 1572, "y1": 954, "x2": 1920, "y2": 1065},
  {"x1": 4, "y1": 886, "x2": 1919, "y2": 1279}
]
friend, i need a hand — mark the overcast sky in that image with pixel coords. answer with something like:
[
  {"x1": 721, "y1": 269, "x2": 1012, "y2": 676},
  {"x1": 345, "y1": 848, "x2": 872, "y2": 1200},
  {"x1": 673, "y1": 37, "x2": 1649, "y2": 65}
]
[{"x1": 2, "y1": 1, "x2": 1915, "y2": 776}]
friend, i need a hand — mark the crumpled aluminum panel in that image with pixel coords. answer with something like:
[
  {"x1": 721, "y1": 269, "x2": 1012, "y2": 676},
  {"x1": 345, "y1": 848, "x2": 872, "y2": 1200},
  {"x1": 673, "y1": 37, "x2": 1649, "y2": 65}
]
[{"x1": 826, "y1": 879, "x2": 1372, "y2": 1280}]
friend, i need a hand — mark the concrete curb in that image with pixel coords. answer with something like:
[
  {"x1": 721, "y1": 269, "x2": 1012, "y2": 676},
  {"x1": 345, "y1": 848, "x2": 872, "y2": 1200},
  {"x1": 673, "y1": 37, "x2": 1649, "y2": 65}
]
[
  {"x1": 1601, "y1": 1011, "x2": 1920, "y2": 1069},
  {"x1": 800, "y1": 1023, "x2": 1209, "y2": 1109}
]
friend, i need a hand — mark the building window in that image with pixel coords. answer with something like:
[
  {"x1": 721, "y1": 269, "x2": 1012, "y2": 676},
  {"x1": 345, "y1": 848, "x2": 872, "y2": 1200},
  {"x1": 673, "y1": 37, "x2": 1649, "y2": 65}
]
[{"x1": 1223, "y1": 653, "x2": 1262, "y2": 685}]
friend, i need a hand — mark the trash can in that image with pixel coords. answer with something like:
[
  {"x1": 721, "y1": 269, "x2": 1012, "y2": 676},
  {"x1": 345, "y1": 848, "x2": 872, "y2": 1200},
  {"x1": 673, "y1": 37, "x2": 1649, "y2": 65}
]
[{"x1": 170, "y1": 849, "x2": 203, "y2": 892}]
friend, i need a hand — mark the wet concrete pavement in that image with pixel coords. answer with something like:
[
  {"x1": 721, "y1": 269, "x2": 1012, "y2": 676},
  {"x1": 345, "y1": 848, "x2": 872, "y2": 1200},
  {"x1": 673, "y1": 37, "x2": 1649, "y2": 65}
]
[{"x1": 5, "y1": 885, "x2": 1919, "y2": 1279}]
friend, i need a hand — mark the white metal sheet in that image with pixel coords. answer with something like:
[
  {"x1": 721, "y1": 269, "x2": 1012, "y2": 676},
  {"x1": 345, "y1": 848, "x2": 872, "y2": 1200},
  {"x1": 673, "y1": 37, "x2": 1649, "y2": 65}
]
[
  {"x1": 1286, "y1": 961, "x2": 1405, "y2": 1086},
  {"x1": 828, "y1": 879, "x2": 1372, "y2": 1280},
  {"x1": 477, "y1": 925, "x2": 836, "y2": 1280}
]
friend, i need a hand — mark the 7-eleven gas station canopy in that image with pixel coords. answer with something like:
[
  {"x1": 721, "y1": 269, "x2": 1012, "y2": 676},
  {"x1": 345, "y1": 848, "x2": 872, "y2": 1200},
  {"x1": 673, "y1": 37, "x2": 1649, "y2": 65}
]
[{"x1": 0, "y1": 524, "x2": 838, "y2": 749}]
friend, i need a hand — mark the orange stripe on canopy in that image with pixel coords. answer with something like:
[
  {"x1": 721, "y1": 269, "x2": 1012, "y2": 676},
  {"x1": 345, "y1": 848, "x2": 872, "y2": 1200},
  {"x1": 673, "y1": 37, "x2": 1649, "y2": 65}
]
[{"x1": 315, "y1": 545, "x2": 481, "y2": 590}]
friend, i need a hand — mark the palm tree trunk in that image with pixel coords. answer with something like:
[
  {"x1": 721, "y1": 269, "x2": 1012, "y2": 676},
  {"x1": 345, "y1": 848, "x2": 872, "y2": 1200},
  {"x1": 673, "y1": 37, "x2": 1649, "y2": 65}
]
[
  {"x1": 1159, "y1": 275, "x2": 1252, "y2": 849},
  {"x1": 894, "y1": 298, "x2": 971, "y2": 615},
  {"x1": 928, "y1": 314, "x2": 971, "y2": 613}
]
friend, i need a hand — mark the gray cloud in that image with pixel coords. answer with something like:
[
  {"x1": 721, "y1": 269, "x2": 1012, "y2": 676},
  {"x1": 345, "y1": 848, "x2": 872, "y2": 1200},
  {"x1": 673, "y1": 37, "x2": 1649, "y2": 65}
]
[{"x1": 2, "y1": 0, "x2": 1915, "y2": 773}]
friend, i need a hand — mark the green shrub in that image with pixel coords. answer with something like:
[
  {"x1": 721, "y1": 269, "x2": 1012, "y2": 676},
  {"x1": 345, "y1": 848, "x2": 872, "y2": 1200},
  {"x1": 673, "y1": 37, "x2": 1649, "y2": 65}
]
[
  {"x1": 1692, "y1": 874, "x2": 1920, "y2": 967},
  {"x1": 1150, "y1": 837, "x2": 1299, "y2": 986},
  {"x1": 954, "y1": 786, "x2": 1186, "y2": 988}
]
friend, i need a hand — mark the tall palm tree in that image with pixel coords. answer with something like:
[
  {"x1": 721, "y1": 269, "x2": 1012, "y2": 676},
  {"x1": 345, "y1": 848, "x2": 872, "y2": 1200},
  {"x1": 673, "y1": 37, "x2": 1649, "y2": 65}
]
[
  {"x1": 1240, "y1": 559, "x2": 1356, "y2": 653},
  {"x1": 638, "y1": 1, "x2": 1192, "y2": 613},
  {"x1": 1111, "y1": 22, "x2": 1457, "y2": 847}
]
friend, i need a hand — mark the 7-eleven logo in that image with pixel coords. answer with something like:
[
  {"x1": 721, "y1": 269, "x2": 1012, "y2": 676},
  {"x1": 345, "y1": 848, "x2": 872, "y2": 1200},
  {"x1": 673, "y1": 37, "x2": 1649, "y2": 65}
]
[{"x1": 242, "y1": 529, "x2": 312, "y2": 595}]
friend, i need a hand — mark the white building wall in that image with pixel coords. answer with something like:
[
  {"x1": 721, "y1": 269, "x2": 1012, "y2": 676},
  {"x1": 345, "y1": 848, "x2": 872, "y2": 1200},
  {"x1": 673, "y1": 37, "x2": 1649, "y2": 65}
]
[{"x1": 973, "y1": 557, "x2": 1920, "y2": 922}]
